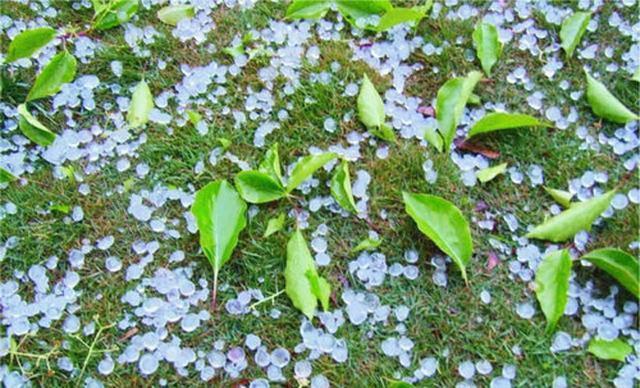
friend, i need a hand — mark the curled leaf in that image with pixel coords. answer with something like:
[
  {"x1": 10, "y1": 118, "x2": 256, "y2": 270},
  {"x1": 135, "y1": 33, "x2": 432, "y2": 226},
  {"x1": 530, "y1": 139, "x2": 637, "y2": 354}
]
[
  {"x1": 285, "y1": 230, "x2": 330, "y2": 319},
  {"x1": 476, "y1": 162, "x2": 507, "y2": 183},
  {"x1": 258, "y1": 143, "x2": 283, "y2": 184},
  {"x1": 526, "y1": 190, "x2": 615, "y2": 242},
  {"x1": 581, "y1": 248, "x2": 639, "y2": 298},
  {"x1": 436, "y1": 71, "x2": 482, "y2": 151},
  {"x1": 27, "y1": 51, "x2": 77, "y2": 101},
  {"x1": 585, "y1": 72, "x2": 639, "y2": 124},
  {"x1": 423, "y1": 127, "x2": 443, "y2": 152},
  {"x1": 285, "y1": 153, "x2": 337, "y2": 193},
  {"x1": 588, "y1": 338, "x2": 632, "y2": 362},
  {"x1": 472, "y1": 22, "x2": 501, "y2": 76},
  {"x1": 127, "y1": 80, "x2": 154, "y2": 128},
  {"x1": 157, "y1": 4, "x2": 194, "y2": 25},
  {"x1": 5, "y1": 27, "x2": 56, "y2": 63},
  {"x1": 403, "y1": 192, "x2": 473, "y2": 282},
  {"x1": 235, "y1": 171, "x2": 285, "y2": 204},
  {"x1": 18, "y1": 104, "x2": 56, "y2": 146},
  {"x1": 535, "y1": 249, "x2": 571, "y2": 331},
  {"x1": 330, "y1": 160, "x2": 357, "y2": 213},
  {"x1": 467, "y1": 112, "x2": 549, "y2": 139},
  {"x1": 560, "y1": 12, "x2": 591, "y2": 58},
  {"x1": 544, "y1": 186, "x2": 574, "y2": 208}
]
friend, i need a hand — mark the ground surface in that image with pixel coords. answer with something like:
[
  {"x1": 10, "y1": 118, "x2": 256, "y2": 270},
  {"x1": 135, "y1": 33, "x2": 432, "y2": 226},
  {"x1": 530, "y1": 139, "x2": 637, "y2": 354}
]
[{"x1": 1, "y1": 1, "x2": 639, "y2": 387}]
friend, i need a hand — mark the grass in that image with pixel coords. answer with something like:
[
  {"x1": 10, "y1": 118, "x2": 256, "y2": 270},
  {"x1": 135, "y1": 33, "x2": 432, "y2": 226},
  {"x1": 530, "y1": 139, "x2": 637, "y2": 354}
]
[{"x1": 1, "y1": 1, "x2": 638, "y2": 387}]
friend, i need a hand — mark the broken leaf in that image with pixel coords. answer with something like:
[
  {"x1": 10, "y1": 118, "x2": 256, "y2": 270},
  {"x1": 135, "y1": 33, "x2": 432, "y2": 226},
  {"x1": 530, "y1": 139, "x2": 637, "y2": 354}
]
[
  {"x1": 560, "y1": 12, "x2": 591, "y2": 58},
  {"x1": 306, "y1": 270, "x2": 331, "y2": 311},
  {"x1": 26, "y1": 51, "x2": 76, "y2": 101},
  {"x1": 585, "y1": 72, "x2": 639, "y2": 124},
  {"x1": 535, "y1": 249, "x2": 571, "y2": 331},
  {"x1": 588, "y1": 338, "x2": 632, "y2": 362},
  {"x1": 264, "y1": 213, "x2": 285, "y2": 238},
  {"x1": 403, "y1": 192, "x2": 473, "y2": 282},
  {"x1": 472, "y1": 22, "x2": 501, "y2": 76},
  {"x1": 467, "y1": 112, "x2": 549, "y2": 139},
  {"x1": 127, "y1": 79, "x2": 154, "y2": 128},
  {"x1": 5, "y1": 27, "x2": 56, "y2": 63},
  {"x1": 476, "y1": 162, "x2": 507, "y2": 183},
  {"x1": 285, "y1": 0, "x2": 332, "y2": 19},
  {"x1": 581, "y1": 248, "x2": 639, "y2": 298},
  {"x1": 0, "y1": 167, "x2": 17, "y2": 183},
  {"x1": 544, "y1": 186, "x2": 574, "y2": 208},
  {"x1": 352, "y1": 237, "x2": 382, "y2": 252},
  {"x1": 285, "y1": 153, "x2": 337, "y2": 193},
  {"x1": 18, "y1": 104, "x2": 56, "y2": 146},
  {"x1": 94, "y1": 0, "x2": 139, "y2": 30},
  {"x1": 157, "y1": 4, "x2": 194, "y2": 25},
  {"x1": 526, "y1": 190, "x2": 615, "y2": 242},
  {"x1": 375, "y1": 2, "x2": 430, "y2": 31},
  {"x1": 330, "y1": 160, "x2": 357, "y2": 213},
  {"x1": 436, "y1": 71, "x2": 482, "y2": 151}
]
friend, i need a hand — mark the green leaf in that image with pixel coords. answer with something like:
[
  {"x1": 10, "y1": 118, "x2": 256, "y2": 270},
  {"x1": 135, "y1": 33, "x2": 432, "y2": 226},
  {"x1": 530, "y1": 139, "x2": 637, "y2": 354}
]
[
  {"x1": 585, "y1": 72, "x2": 639, "y2": 124},
  {"x1": 633, "y1": 67, "x2": 640, "y2": 83},
  {"x1": 352, "y1": 236, "x2": 382, "y2": 252},
  {"x1": 26, "y1": 51, "x2": 77, "y2": 102},
  {"x1": 50, "y1": 204, "x2": 71, "y2": 214},
  {"x1": 588, "y1": 338, "x2": 632, "y2": 362},
  {"x1": 264, "y1": 213, "x2": 285, "y2": 238},
  {"x1": 358, "y1": 74, "x2": 386, "y2": 129},
  {"x1": 127, "y1": 79, "x2": 154, "y2": 129},
  {"x1": 402, "y1": 192, "x2": 473, "y2": 282},
  {"x1": 370, "y1": 123, "x2": 397, "y2": 143},
  {"x1": 436, "y1": 71, "x2": 482, "y2": 151},
  {"x1": 17, "y1": 104, "x2": 56, "y2": 146},
  {"x1": 218, "y1": 138, "x2": 231, "y2": 150},
  {"x1": 472, "y1": 22, "x2": 501, "y2": 76},
  {"x1": 285, "y1": 229, "x2": 327, "y2": 319},
  {"x1": 476, "y1": 162, "x2": 507, "y2": 183},
  {"x1": 306, "y1": 270, "x2": 331, "y2": 311},
  {"x1": 0, "y1": 167, "x2": 18, "y2": 183},
  {"x1": 544, "y1": 186, "x2": 574, "y2": 208},
  {"x1": 258, "y1": 143, "x2": 283, "y2": 184},
  {"x1": 388, "y1": 381, "x2": 415, "y2": 388},
  {"x1": 330, "y1": 160, "x2": 357, "y2": 213},
  {"x1": 467, "y1": 112, "x2": 549, "y2": 139},
  {"x1": 526, "y1": 190, "x2": 615, "y2": 242},
  {"x1": 5, "y1": 27, "x2": 56, "y2": 63},
  {"x1": 285, "y1": 153, "x2": 337, "y2": 193},
  {"x1": 285, "y1": 0, "x2": 332, "y2": 19},
  {"x1": 534, "y1": 249, "x2": 572, "y2": 331},
  {"x1": 560, "y1": 12, "x2": 591, "y2": 58},
  {"x1": 423, "y1": 127, "x2": 443, "y2": 152},
  {"x1": 186, "y1": 110, "x2": 202, "y2": 125},
  {"x1": 157, "y1": 4, "x2": 194, "y2": 25},
  {"x1": 234, "y1": 171, "x2": 286, "y2": 204},
  {"x1": 94, "y1": 0, "x2": 139, "y2": 30},
  {"x1": 336, "y1": 0, "x2": 392, "y2": 27},
  {"x1": 581, "y1": 248, "x2": 639, "y2": 298},
  {"x1": 191, "y1": 180, "x2": 247, "y2": 286},
  {"x1": 376, "y1": 3, "x2": 430, "y2": 31}
]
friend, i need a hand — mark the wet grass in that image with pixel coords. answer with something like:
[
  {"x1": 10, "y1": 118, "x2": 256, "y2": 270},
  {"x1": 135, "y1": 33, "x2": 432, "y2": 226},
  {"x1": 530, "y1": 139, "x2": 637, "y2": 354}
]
[{"x1": 1, "y1": 1, "x2": 638, "y2": 387}]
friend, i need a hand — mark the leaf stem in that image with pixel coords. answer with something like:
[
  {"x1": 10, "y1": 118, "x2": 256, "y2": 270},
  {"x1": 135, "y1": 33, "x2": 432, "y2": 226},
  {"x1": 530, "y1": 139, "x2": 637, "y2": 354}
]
[
  {"x1": 248, "y1": 289, "x2": 285, "y2": 310},
  {"x1": 211, "y1": 270, "x2": 218, "y2": 311}
]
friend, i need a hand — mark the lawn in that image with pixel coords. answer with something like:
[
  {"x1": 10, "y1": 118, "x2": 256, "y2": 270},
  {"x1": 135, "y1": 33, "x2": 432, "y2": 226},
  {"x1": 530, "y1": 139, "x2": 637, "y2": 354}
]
[{"x1": 1, "y1": 0, "x2": 639, "y2": 387}]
